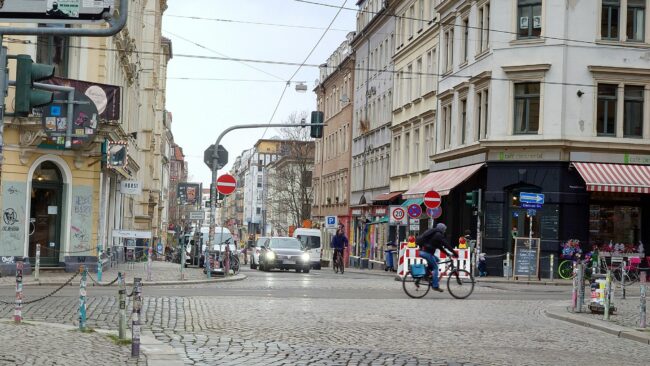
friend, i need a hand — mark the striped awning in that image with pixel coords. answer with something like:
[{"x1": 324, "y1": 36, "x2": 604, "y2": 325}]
[
  {"x1": 403, "y1": 163, "x2": 484, "y2": 198},
  {"x1": 573, "y1": 162, "x2": 650, "y2": 193},
  {"x1": 401, "y1": 198, "x2": 423, "y2": 207}
]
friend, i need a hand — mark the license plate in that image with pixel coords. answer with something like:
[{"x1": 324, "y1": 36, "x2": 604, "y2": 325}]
[{"x1": 284, "y1": 260, "x2": 295, "y2": 265}]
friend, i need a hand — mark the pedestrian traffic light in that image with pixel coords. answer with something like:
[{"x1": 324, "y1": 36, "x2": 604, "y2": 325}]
[
  {"x1": 14, "y1": 54, "x2": 55, "y2": 116},
  {"x1": 465, "y1": 190, "x2": 478, "y2": 207},
  {"x1": 310, "y1": 111, "x2": 324, "y2": 138}
]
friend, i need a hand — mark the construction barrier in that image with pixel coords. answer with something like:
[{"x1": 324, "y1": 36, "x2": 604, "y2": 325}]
[
  {"x1": 436, "y1": 248, "x2": 471, "y2": 278},
  {"x1": 398, "y1": 243, "x2": 471, "y2": 279},
  {"x1": 397, "y1": 242, "x2": 423, "y2": 278}
]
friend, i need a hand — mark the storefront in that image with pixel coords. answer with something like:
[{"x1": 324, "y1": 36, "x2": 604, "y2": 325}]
[{"x1": 350, "y1": 205, "x2": 388, "y2": 264}]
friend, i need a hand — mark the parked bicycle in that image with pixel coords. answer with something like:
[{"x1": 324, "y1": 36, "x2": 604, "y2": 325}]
[
  {"x1": 402, "y1": 258, "x2": 475, "y2": 299},
  {"x1": 612, "y1": 258, "x2": 641, "y2": 285}
]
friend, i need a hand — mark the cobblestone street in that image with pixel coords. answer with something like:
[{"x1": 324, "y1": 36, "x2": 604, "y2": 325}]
[{"x1": 0, "y1": 268, "x2": 649, "y2": 365}]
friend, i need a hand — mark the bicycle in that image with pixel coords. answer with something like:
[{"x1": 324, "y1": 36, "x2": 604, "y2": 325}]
[
  {"x1": 612, "y1": 258, "x2": 641, "y2": 285},
  {"x1": 402, "y1": 258, "x2": 475, "y2": 299},
  {"x1": 558, "y1": 253, "x2": 606, "y2": 281},
  {"x1": 333, "y1": 249, "x2": 344, "y2": 274}
]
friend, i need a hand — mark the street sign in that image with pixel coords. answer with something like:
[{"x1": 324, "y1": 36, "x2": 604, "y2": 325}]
[
  {"x1": 325, "y1": 216, "x2": 337, "y2": 229},
  {"x1": 520, "y1": 203, "x2": 542, "y2": 209},
  {"x1": 527, "y1": 209, "x2": 537, "y2": 217},
  {"x1": 520, "y1": 192, "x2": 544, "y2": 205},
  {"x1": 427, "y1": 206, "x2": 443, "y2": 219},
  {"x1": 389, "y1": 206, "x2": 408, "y2": 225},
  {"x1": 189, "y1": 211, "x2": 204, "y2": 220},
  {"x1": 407, "y1": 203, "x2": 422, "y2": 219},
  {"x1": 409, "y1": 218, "x2": 420, "y2": 232},
  {"x1": 423, "y1": 191, "x2": 441, "y2": 209},
  {"x1": 216, "y1": 174, "x2": 236, "y2": 195},
  {"x1": 204, "y1": 144, "x2": 228, "y2": 170},
  {"x1": 0, "y1": 1, "x2": 112, "y2": 24}
]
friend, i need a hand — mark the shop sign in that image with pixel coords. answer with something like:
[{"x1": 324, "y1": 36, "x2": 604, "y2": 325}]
[
  {"x1": 112, "y1": 230, "x2": 152, "y2": 239},
  {"x1": 374, "y1": 208, "x2": 386, "y2": 215},
  {"x1": 491, "y1": 150, "x2": 560, "y2": 162},
  {"x1": 351, "y1": 209, "x2": 362, "y2": 216},
  {"x1": 120, "y1": 181, "x2": 142, "y2": 195},
  {"x1": 625, "y1": 154, "x2": 650, "y2": 165}
]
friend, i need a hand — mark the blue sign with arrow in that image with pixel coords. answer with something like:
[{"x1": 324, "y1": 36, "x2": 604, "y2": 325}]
[{"x1": 520, "y1": 192, "x2": 544, "y2": 205}]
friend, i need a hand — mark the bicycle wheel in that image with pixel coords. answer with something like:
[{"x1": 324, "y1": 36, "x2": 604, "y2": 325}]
[
  {"x1": 402, "y1": 271, "x2": 431, "y2": 299},
  {"x1": 230, "y1": 255, "x2": 240, "y2": 274},
  {"x1": 557, "y1": 260, "x2": 574, "y2": 279},
  {"x1": 339, "y1": 257, "x2": 344, "y2": 274},
  {"x1": 333, "y1": 256, "x2": 339, "y2": 273},
  {"x1": 446, "y1": 270, "x2": 475, "y2": 299}
]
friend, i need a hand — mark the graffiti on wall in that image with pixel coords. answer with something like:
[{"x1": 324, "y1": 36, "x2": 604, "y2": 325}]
[
  {"x1": 70, "y1": 186, "x2": 93, "y2": 253},
  {"x1": 0, "y1": 182, "x2": 26, "y2": 255}
]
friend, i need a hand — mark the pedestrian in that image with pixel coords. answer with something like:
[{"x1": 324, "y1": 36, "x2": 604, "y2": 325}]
[{"x1": 478, "y1": 252, "x2": 488, "y2": 277}]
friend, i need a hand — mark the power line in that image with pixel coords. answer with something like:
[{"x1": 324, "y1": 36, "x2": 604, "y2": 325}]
[{"x1": 165, "y1": 14, "x2": 354, "y2": 33}]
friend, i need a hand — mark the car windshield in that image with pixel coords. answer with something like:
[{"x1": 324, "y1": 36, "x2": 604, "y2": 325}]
[
  {"x1": 255, "y1": 238, "x2": 268, "y2": 247},
  {"x1": 269, "y1": 238, "x2": 301, "y2": 250},
  {"x1": 296, "y1": 235, "x2": 320, "y2": 249}
]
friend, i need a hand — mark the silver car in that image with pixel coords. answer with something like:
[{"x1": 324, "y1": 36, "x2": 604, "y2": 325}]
[
  {"x1": 249, "y1": 236, "x2": 268, "y2": 270},
  {"x1": 258, "y1": 237, "x2": 311, "y2": 273}
]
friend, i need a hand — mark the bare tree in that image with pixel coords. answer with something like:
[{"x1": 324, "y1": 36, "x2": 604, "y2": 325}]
[{"x1": 265, "y1": 111, "x2": 314, "y2": 235}]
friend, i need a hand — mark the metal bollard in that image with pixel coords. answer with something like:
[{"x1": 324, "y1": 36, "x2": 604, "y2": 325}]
[
  {"x1": 118, "y1": 272, "x2": 127, "y2": 340},
  {"x1": 224, "y1": 245, "x2": 230, "y2": 277},
  {"x1": 577, "y1": 263, "x2": 585, "y2": 313},
  {"x1": 640, "y1": 272, "x2": 647, "y2": 329},
  {"x1": 604, "y1": 270, "x2": 612, "y2": 321},
  {"x1": 146, "y1": 246, "x2": 152, "y2": 282},
  {"x1": 131, "y1": 277, "x2": 142, "y2": 357},
  {"x1": 506, "y1": 252, "x2": 511, "y2": 280},
  {"x1": 97, "y1": 244, "x2": 103, "y2": 282},
  {"x1": 14, "y1": 259, "x2": 24, "y2": 324},
  {"x1": 35, "y1": 244, "x2": 40, "y2": 281},
  {"x1": 79, "y1": 265, "x2": 87, "y2": 330},
  {"x1": 622, "y1": 259, "x2": 627, "y2": 300},
  {"x1": 180, "y1": 245, "x2": 185, "y2": 281},
  {"x1": 549, "y1": 254, "x2": 554, "y2": 281}
]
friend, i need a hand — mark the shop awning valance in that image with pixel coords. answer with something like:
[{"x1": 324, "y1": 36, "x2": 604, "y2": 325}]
[
  {"x1": 403, "y1": 163, "x2": 484, "y2": 198},
  {"x1": 401, "y1": 198, "x2": 423, "y2": 207},
  {"x1": 372, "y1": 191, "x2": 403, "y2": 202},
  {"x1": 573, "y1": 162, "x2": 650, "y2": 193}
]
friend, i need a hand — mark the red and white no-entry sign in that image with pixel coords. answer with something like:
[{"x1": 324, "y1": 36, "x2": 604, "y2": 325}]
[
  {"x1": 216, "y1": 173, "x2": 237, "y2": 195},
  {"x1": 423, "y1": 190, "x2": 441, "y2": 209}
]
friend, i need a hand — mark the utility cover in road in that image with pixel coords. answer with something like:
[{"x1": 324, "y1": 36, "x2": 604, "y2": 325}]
[
  {"x1": 216, "y1": 174, "x2": 236, "y2": 195},
  {"x1": 423, "y1": 190, "x2": 441, "y2": 209}
]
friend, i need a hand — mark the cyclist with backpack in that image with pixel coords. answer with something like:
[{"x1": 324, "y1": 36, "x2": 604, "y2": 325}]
[
  {"x1": 331, "y1": 224, "x2": 349, "y2": 270},
  {"x1": 416, "y1": 223, "x2": 457, "y2": 292}
]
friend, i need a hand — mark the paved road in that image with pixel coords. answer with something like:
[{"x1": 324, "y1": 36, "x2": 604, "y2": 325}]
[{"x1": 0, "y1": 267, "x2": 648, "y2": 365}]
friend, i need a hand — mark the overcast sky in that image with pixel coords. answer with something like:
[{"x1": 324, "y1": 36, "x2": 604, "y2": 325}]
[{"x1": 163, "y1": 0, "x2": 356, "y2": 186}]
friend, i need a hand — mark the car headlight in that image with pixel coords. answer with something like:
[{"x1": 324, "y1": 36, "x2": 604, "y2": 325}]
[
  {"x1": 301, "y1": 253, "x2": 310, "y2": 262},
  {"x1": 266, "y1": 251, "x2": 275, "y2": 260}
]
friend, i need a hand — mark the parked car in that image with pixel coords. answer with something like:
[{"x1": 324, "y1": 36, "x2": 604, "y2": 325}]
[
  {"x1": 195, "y1": 227, "x2": 235, "y2": 268},
  {"x1": 249, "y1": 236, "x2": 268, "y2": 269},
  {"x1": 293, "y1": 228, "x2": 322, "y2": 269},
  {"x1": 258, "y1": 237, "x2": 311, "y2": 273}
]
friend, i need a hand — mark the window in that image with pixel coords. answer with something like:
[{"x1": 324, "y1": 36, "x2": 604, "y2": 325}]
[
  {"x1": 597, "y1": 84, "x2": 617, "y2": 136},
  {"x1": 37, "y1": 24, "x2": 69, "y2": 77},
  {"x1": 624, "y1": 85, "x2": 644, "y2": 137},
  {"x1": 462, "y1": 17, "x2": 469, "y2": 62},
  {"x1": 409, "y1": 5, "x2": 415, "y2": 38},
  {"x1": 414, "y1": 128, "x2": 420, "y2": 170},
  {"x1": 517, "y1": 0, "x2": 542, "y2": 39},
  {"x1": 406, "y1": 64, "x2": 413, "y2": 102},
  {"x1": 460, "y1": 99, "x2": 467, "y2": 144},
  {"x1": 419, "y1": 0, "x2": 425, "y2": 30},
  {"x1": 513, "y1": 82, "x2": 540, "y2": 134},
  {"x1": 424, "y1": 123, "x2": 433, "y2": 164},
  {"x1": 589, "y1": 204, "x2": 641, "y2": 245},
  {"x1": 602, "y1": 0, "x2": 620, "y2": 40},
  {"x1": 445, "y1": 29, "x2": 454, "y2": 72},
  {"x1": 478, "y1": 2, "x2": 490, "y2": 52},
  {"x1": 442, "y1": 104, "x2": 453, "y2": 148},
  {"x1": 426, "y1": 48, "x2": 436, "y2": 92},
  {"x1": 404, "y1": 132, "x2": 410, "y2": 173},
  {"x1": 627, "y1": 0, "x2": 645, "y2": 41},
  {"x1": 415, "y1": 58, "x2": 422, "y2": 97}
]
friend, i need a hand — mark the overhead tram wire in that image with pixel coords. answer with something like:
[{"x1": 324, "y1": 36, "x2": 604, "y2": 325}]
[
  {"x1": 2, "y1": 38, "x2": 648, "y2": 93},
  {"x1": 259, "y1": 0, "x2": 348, "y2": 140}
]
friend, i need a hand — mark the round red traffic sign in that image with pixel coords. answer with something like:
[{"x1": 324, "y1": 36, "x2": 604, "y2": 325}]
[
  {"x1": 392, "y1": 207, "x2": 405, "y2": 221},
  {"x1": 423, "y1": 190, "x2": 441, "y2": 209},
  {"x1": 407, "y1": 203, "x2": 422, "y2": 219},
  {"x1": 216, "y1": 173, "x2": 237, "y2": 195}
]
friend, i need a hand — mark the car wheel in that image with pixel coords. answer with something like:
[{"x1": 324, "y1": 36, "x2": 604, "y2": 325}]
[
  {"x1": 315, "y1": 264, "x2": 321, "y2": 270},
  {"x1": 295, "y1": 268, "x2": 301, "y2": 273},
  {"x1": 304, "y1": 268, "x2": 310, "y2": 274}
]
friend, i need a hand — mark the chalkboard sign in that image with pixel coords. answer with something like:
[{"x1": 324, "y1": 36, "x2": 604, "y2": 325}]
[
  {"x1": 484, "y1": 203, "x2": 503, "y2": 238},
  {"x1": 514, "y1": 237, "x2": 540, "y2": 277},
  {"x1": 540, "y1": 208, "x2": 559, "y2": 240}
]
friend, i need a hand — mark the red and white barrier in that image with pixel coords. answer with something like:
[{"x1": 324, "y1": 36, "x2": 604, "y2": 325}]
[
  {"x1": 436, "y1": 248, "x2": 471, "y2": 278},
  {"x1": 397, "y1": 242, "x2": 424, "y2": 278}
]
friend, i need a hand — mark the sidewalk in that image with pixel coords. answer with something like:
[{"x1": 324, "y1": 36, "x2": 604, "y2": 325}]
[
  {"x1": 0, "y1": 261, "x2": 246, "y2": 287},
  {"x1": 0, "y1": 319, "x2": 183, "y2": 365}
]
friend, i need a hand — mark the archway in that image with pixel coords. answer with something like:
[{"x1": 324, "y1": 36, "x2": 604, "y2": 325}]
[{"x1": 29, "y1": 161, "x2": 64, "y2": 266}]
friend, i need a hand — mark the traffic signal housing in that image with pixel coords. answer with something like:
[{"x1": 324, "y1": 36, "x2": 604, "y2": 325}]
[
  {"x1": 465, "y1": 190, "x2": 478, "y2": 207},
  {"x1": 310, "y1": 111, "x2": 324, "y2": 138},
  {"x1": 15, "y1": 54, "x2": 55, "y2": 116}
]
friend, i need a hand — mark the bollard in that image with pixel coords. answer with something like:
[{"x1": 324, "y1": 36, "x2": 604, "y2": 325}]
[
  {"x1": 506, "y1": 252, "x2": 511, "y2": 280},
  {"x1": 549, "y1": 254, "x2": 554, "y2": 281},
  {"x1": 131, "y1": 277, "x2": 142, "y2": 357},
  {"x1": 577, "y1": 263, "x2": 585, "y2": 313},
  {"x1": 640, "y1": 272, "x2": 647, "y2": 329},
  {"x1": 206, "y1": 249, "x2": 211, "y2": 279},
  {"x1": 224, "y1": 245, "x2": 230, "y2": 277},
  {"x1": 180, "y1": 245, "x2": 185, "y2": 281},
  {"x1": 147, "y1": 246, "x2": 152, "y2": 282},
  {"x1": 14, "y1": 259, "x2": 23, "y2": 324},
  {"x1": 571, "y1": 270, "x2": 578, "y2": 312},
  {"x1": 118, "y1": 272, "x2": 127, "y2": 340},
  {"x1": 621, "y1": 259, "x2": 627, "y2": 300},
  {"x1": 604, "y1": 269, "x2": 612, "y2": 321},
  {"x1": 97, "y1": 244, "x2": 103, "y2": 282},
  {"x1": 35, "y1": 244, "x2": 40, "y2": 281},
  {"x1": 79, "y1": 265, "x2": 87, "y2": 330}
]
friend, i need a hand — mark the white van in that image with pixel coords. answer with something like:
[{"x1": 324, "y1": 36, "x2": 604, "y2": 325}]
[{"x1": 293, "y1": 228, "x2": 322, "y2": 270}]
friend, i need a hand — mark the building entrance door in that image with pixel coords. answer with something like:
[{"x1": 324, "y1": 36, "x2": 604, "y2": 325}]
[
  {"x1": 508, "y1": 188, "x2": 541, "y2": 254},
  {"x1": 29, "y1": 162, "x2": 63, "y2": 266}
]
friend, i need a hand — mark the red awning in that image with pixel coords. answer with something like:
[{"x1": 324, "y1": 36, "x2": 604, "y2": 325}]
[
  {"x1": 573, "y1": 162, "x2": 650, "y2": 193},
  {"x1": 403, "y1": 163, "x2": 484, "y2": 198},
  {"x1": 372, "y1": 191, "x2": 403, "y2": 202}
]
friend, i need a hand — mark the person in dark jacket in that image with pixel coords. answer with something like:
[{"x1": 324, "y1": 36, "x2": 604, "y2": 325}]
[
  {"x1": 331, "y1": 224, "x2": 349, "y2": 265},
  {"x1": 415, "y1": 223, "x2": 457, "y2": 292}
]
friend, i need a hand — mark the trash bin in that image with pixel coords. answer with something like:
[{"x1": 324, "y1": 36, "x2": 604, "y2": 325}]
[
  {"x1": 384, "y1": 249, "x2": 395, "y2": 271},
  {"x1": 392, "y1": 251, "x2": 398, "y2": 272}
]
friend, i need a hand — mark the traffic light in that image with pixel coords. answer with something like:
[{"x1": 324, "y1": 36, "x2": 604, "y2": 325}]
[
  {"x1": 465, "y1": 190, "x2": 478, "y2": 207},
  {"x1": 15, "y1": 54, "x2": 55, "y2": 116},
  {"x1": 310, "y1": 111, "x2": 324, "y2": 138}
]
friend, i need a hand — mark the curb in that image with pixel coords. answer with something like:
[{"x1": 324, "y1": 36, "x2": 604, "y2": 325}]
[
  {"x1": 0, "y1": 274, "x2": 247, "y2": 288},
  {"x1": 545, "y1": 308, "x2": 650, "y2": 345},
  {"x1": 0, "y1": 320, "x2": 184, "y2": 365}
]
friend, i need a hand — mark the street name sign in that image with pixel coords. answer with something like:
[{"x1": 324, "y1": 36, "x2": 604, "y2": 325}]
[
  {"x1": 520, "y1": 192, "x2": 544, "y2": 205},
  {"x1": 216, "y1": 174, "x2": 236, "y2": 195},
  {"x1": 189, "y1": 211, "x2": 204, "y2": 220},
  {"x1": 423, "y1": 190, "x2": 441, "y2": 209}
]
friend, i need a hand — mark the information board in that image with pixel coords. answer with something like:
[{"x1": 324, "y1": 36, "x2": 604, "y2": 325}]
[
  {"x1": 513, "y1": 237, "x2": 541, "y2": 277},
  {"x1": 484, "y1": 203, "x2": 503, "y2": 238},
  {"x1": 540, "y1": 208, "x2": 559, "y2": 239}
]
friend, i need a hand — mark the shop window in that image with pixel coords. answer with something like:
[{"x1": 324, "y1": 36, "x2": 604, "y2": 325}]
[
  {"x1": 513, "y1": 82, "x2": 540, "y2": 134},
  {"x1": 517, "y1": 0, "x2": 542, "y2": 39},
  {"x1": 589, "y1": 204, "x2": 641, "y2": 245}
]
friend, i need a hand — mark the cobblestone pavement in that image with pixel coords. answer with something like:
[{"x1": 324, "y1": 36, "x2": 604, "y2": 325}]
[
  {"x1": 0, "y1": 320, "x2": 143, "y2": 365},
  {"x1": 574, "y1": 282, "x2": 649, "y2": 329},
  {"x1": 0, "y1": 268, "x2": 649, "y2": 365}
]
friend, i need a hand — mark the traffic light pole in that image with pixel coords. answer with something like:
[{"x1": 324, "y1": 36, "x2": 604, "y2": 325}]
[
  {"x1": 208, "y1": 123, "x2": 325, "y2": 249},
  {"x1": 0, "y1": 41, "x2": 6, "y2": 158}
]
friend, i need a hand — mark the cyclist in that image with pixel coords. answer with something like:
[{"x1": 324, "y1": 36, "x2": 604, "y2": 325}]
[
  {"x1": 331, "y1": 224, "x2": 349, "y2": 268},
  {"x1": 415, "y1": 223, "x2": 457, "y2": 292}
]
